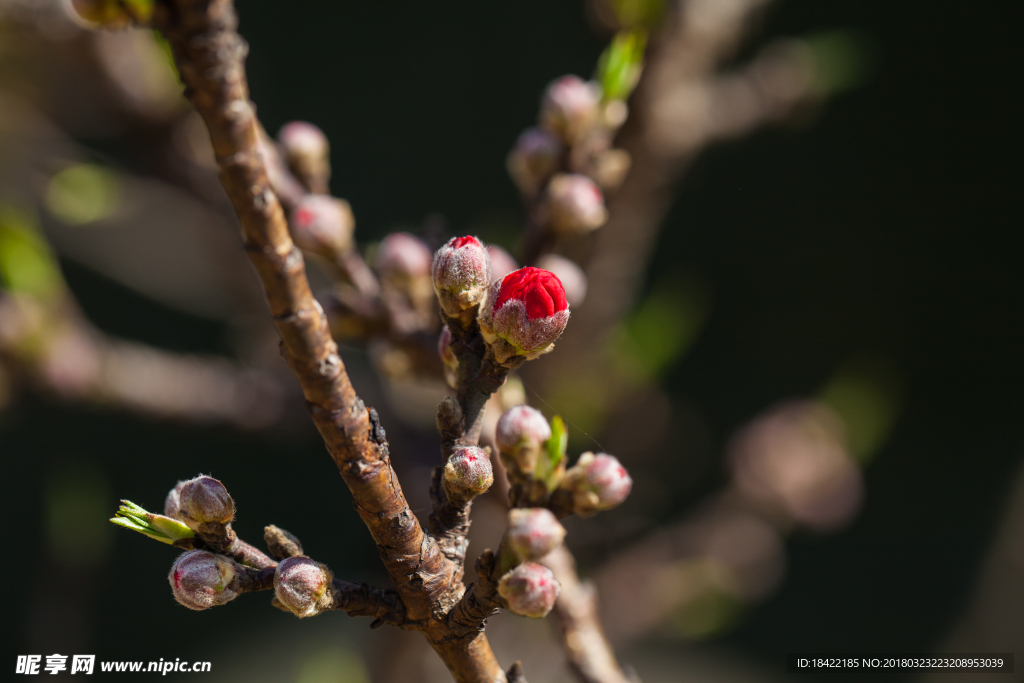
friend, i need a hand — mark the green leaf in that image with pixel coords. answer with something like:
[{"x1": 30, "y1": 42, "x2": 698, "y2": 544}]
[
  {"x1": 539, "y1": 415, "x2": 568, "y2": 490},
  {"x1": 596, "y1": 30, "x2": 647, "y2": 101},
  {"x1": 110, "y1": 499, "x2": 195, "y2": 545},
  {"x1": 0, "y1": 207, "x2": 63, "y2": 302}
]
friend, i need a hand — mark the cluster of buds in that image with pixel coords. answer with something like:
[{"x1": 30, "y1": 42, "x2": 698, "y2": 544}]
[
  {"x1": 289, "y1": 195, "x2": 355, "y2": 258},
  {"x1": 168, "y1": 550, "x2": 242, "y2": 611},
  {"x1": 431, "y1": 236, "x2": 491, "y2": 323},
  {"x1": 164, "y1": 476, "x2": 235, "y2": 531},
  {"x1": 478, "y1": 267, "x2": 570, "y2": 366},
  {"x1": 274, "y1": 556, "x2": 333, "y2": 618}
]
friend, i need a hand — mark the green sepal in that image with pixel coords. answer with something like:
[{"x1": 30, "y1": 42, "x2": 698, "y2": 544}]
[
  {"x1": 539, "y1": 415, "x2": 568, "y2": 492},
  {"x1": 596, "y1": 30, "x2": 647, "y2": 101},
  {"x1": 110, "y1": 500, "x2": 195, "y2": 545}
]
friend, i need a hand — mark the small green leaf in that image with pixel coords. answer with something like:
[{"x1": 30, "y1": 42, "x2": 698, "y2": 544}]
[
  {"x1": 110, "y1": 499, "x2": 195, "y2": 545},
  {"x1": 0, "y1": 207, "x2": 63, "y2": 302},
  {"x1": 539, "y1": 415, "x2": 568, "y2": 490},
  {"x1": 596, "y1": 30, "x2": 647, "y2": 101}
]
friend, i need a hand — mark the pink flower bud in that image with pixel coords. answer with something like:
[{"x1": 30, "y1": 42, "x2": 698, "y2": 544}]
[
  {"x1": 438, "y1": 324, "x2": 459, "y2": 389},
  {"x1": 177, "y1": 476, "x2": 234, "y2": 528},
  {"x1": 498, "y1": 562, "x2": 560, "y2": 618},
  {"x1": 507, "y1": 127, "x2": 563, "y2": 195},
  {"x1": 545, "y1": 174, "x2": 608, "y2": 236},
  {"x1": 496, "y1": 405, "x2": 551, "y2": 463},
  {"x1": 375, "y1": 232, "x2": 433, "y2": 281},
  {"x1": 536, "y1": 255, "x2": 587, "y2": 306},
  {"x1": 506, "y1": 508, "x2": 566, "y2": 561},
  {"x1": 487, "y1": 245, "x2": 520, "y2": 282},
  {"x1": 164, "y1": 480, "x2": 188, "y2": 519},
  {"x1": 290, "y1": 195, "x2": 355, "y2": 255},
  {"x1": 443, "y1": 446, "x2": 494, "y2": 499},
  {"x1": 431, "y1": 235, "x2": 491, "y2": 317},
  {"x1": 540, "y1": 76, "x2": 602, "y2": 142},
  {"x1": 478, "y1": 267, "x2": 570, "y2": 364},
  {"x1": 168, "y1": 550, "x2": 240, "y2": 611},
  {"x1": 274, "y1": 556, "x2": 332, "y2": 618},
  {"x1": 565, "y1": 452, "x2": 632, "y2": 516},
  {"x1": 278, "y1": 122, "x2": 329, "y2": 164}
]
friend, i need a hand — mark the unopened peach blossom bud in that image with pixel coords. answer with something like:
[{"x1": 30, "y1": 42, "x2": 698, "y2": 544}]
[
  {"x1": 540, "y1": 76, "x2": 602, "y2": 143},
  {"x1": 478, "y1": 267, "x2": 570, "y2": 365},
  {"x1": 438, "y1": 324, "x2": 459, "y2": 389},
  {"x1": 431, "y1": 236, "x2": 491, "y2": 318},
  {"x1": 564, "y1": 452, "x2": 632, "y2": 516},
  {"x1": 274, "y1": 556, "x2": 332, "y2": 618},
  {"x1": 507, "y1": 127, "x2": 563, "y2": 195},
  {"x1": 545, "y1": 174, "x2": 608, "y2": 236},
  {"x1": 506, "y1": 508, "x2": 566, "y2": 561},
  {"x1": 495, "y1": 404, "x2": 551, "y2": 473},
  {"x1": 443, "y1": 446, "x2": 494, "y2": 501},
  {"x1": 278, "y1": 122, "x2": 329, "y2": 170},
  {"x1": 178, "y1": 476, "x2": 234, "y2": 528},
  {"x1": 163, "y1": 480, "x2": 188, "y2": 519},
  {"x1": 290, "y1": 195, "x2": 355, "y2": 256},
  {"x1": 487, "y1": 245, "x2": 520, "y2": 282},
  {"x1": 375, "y1": 232, "x2": 433, "y2": 282},
  {"x1": 168, "y1": 550, "x2": 240, "y2": 611},
  {"x1": 498, "y1": 562, "x2": 560, "y2": 618},
  {"x1": 536, "y1": 254, "x2": 587, "y2": 306}
]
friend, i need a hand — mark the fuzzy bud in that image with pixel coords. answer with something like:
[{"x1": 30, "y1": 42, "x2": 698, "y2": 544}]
[
  {"x1": 495, "y1": 404, "x2": 551, "y2": 473},
  {"x1": 431, "y1": 236, "x2": 491, "y2": 318},
  {"x1": 487, "y1": 245, "x2": 520, "y2": 282},
  {"x1": 290, "y1": 195, "x2": 355, "y2": 256},
  {"x1": 564, "y1": 452, "x2": 632, "y2": 516},
  {"x1": 507, "y1": 127, "x2": 563, "y2": 195},
  {"x1": 443, "y1": 446, "x2": 494, "y2": 501},
  {"x1": 506, "y1": 508, "x2": 566, "y2": 562},
  {"x1": 536, "y1": 254, "x2": 588, "y2": 306},
  {"x1": 169, "y1": 550, "x2": 240, "y2": 611},
  {"x1": 274, "y1": 556, "x2": 332, "y2": 618},
  {"x1": 478, "y1": 267, "x2": 570, "y2": 364},
  {"x1": 498, "y1": 562, "x2": 560, "y2": 618},
  {"x1": 438, "y1": 324, "x2": 459, "y2": 389},
  {"x1": 278, "y1": 122, "x2": 328, "y2": 165},
  {"x1": 375, "y1": 232, "x2": 433, "y2": 282},
  {"x1": 177, "y1": 476, "x2": 234, "y2": 529},
  {"x1": 163, "y1": 480, "x2": 188, "y2": 519},
  {"x1": 540, "y1": 76, "x2": 602, "y2": 143},
  {"x1": 545, "y1": 174, "x2": 608, "y2": 236}
]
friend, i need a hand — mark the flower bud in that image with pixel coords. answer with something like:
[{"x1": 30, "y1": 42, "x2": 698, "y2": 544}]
[
  {"x1": 545, "y1": 174, "x2": 608, "y2": 236},
  {"x1": 290, "y1": 195, "x2": 355, "y2": 256},
  {"x1": 564, "y1": 452, "x2": 632, "y2": 516},
  {"x1": 375, "y1": 232, "x2": 433, "y2": 282},
  {"x1": 507, "y1": 127, "x2": 563, "y2": 195},
  {"x1": 169, "y1": 550, "x2": 240, "y2": 611},
  {"x1": 498, "y1": 562, "x2": 560, "y2": 618},
  {"x1": 164, "y1": 480, "x2": 188, "y2": 519},
  {"x1": 274, "y1": 556, "x2": 332, "y2": 618},
  {"x1": 487, "y1": 245, "x2": 519, "y2": 282},
  {"x1": 540, "y1": 76, "x2": 602, "y2": 143},
  {"x1": 431, "y1": 236, "x2": 491, "y2": 318},
  {"x1": 478, "y1": 267, "x2": 569, "y2": 364},
  {"x1": 536, "y1": 254, "x2": 587, "y2": 306},
  {"x1": 443, "y1": 446, "x2": 494, "y2": 500},
  {"x1": 495, "y1": 404, "x2": 551, "y2": 473},
  {"x1": 177, "y1": 476, "x2": 234, "y2": 529},
  {"x1": 438, "y1": 324, "x2": 459, "y2": 389},
  {"x1": 278, "y1": 122, "x2": 330, "y2": 190},
  {"x1": 506, "y1": 508, "x2": 566, "y2": 562}
]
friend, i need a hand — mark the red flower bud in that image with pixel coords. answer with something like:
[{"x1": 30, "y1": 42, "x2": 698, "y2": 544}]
[
  {"x1": 177, "y1": 476, "x2": 234, "y2": 529},
  {"x1": 507, "y1": 127, "x2": 563, "y2": 195},
  {"x1": 438, "y1": 324, "x2": 459, "y2": 389},
  {"x1": 487, "y1": 245, "x2": 520, "y2": 282},
  {"x1": 443, "y1": 446, "x2": 494, "y2": 500},
  {"x1": 536, "y1": 254, "x2": 588, "y2": 306},
  {"x1": 274, "y1": 556, "x2": 332, "y2": 618},
  {"x1": 498, "y1": 562, "x2": 560, "y2": 618},
  {"x1": 506, "y1": 508, "x2": 566, "y2": 562},
  {"x1": 431, "y1": 235, "x2": 491, "y2": 318},
  {"x1": 168, "y1": 550, "x2": 240, "y2": 611},
  {"x1": 564, "y1": 452, "x2": 632, "y2": 516},
  {"x1": 478, "y1": 267, "x2": 569, "y2": 364},
  {"x1": 375, "y1": 232, "x2": 433, "y2": 281},
  {"x1": 290, "y1": 195, "x2": 355, "y2": 255},
  {"x1": 545, "y1": 174, "x2": 608, "y2": 236},
  {"x1": 540, "y1": 76, "x2": 602, "y2": 143}
]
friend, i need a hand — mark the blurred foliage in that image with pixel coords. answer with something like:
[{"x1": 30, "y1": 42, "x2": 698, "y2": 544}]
[
  {"x1": 294, "y1": 645, "x2": 369, "y2": 683},
  {"x1": 605, "y1": 0, "x2": 665, "y2": 30},
  {"x1": 804, "y1": 29, "x2": 876, "y2": 95},
  {"x1": 45, "y1": 164, "x2": 122, "y2": 226},
  {"x1": 0, "y1": 206, "x2": 63, "y2": 303},
  {"x1": 596, "y1": 30, "x2": 646, "y2": 101},
  {"x1": 45, "y1": 459, "x2": 113, "y2": 569},
  {"x1": 820, "y1": 357, "x2": 903, "y2": 463}
]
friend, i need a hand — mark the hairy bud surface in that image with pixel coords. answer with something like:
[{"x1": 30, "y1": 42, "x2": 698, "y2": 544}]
[
  {"x1": 498, "y1": 562, "x2": 560, "y2": 618},
  {"x1": 506, "y1": 508, "x2": 566, "y2": 561},
  {"x1": 274, "y1": 556, "x2": 332, "y2": 618},
  {"x1": 169, "y1": 550, "x2": 240, "y2": 611},
  {"x1": 478, "y1": 267, "x2": 569, "y2": 364}
]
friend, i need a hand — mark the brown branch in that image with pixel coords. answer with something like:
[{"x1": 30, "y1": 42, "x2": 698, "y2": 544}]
[{"x1": 152, "y1": 1, "x2": 507, "y2": 680}]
